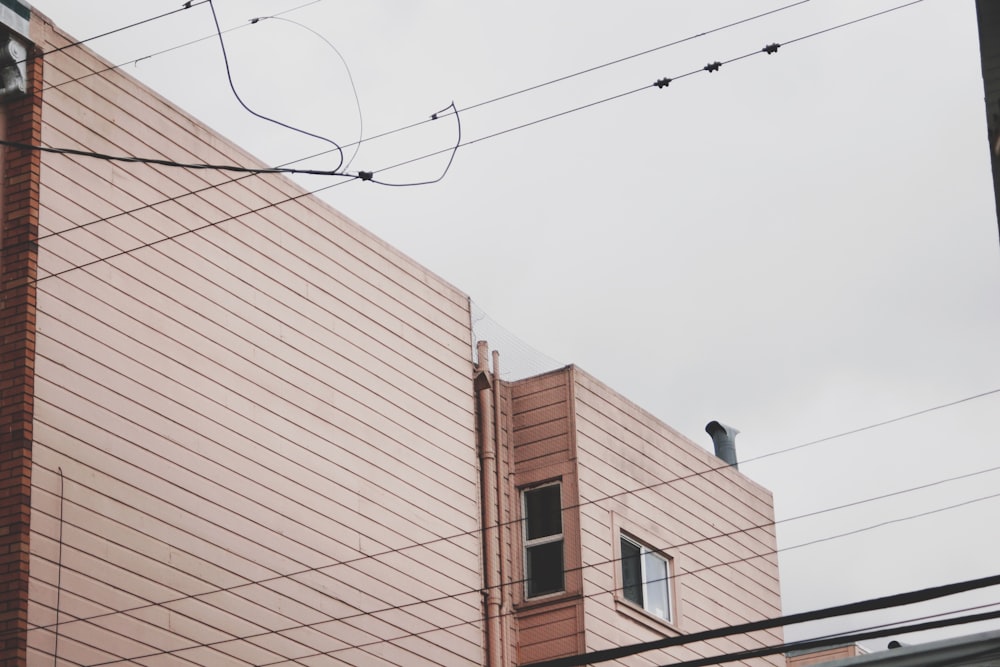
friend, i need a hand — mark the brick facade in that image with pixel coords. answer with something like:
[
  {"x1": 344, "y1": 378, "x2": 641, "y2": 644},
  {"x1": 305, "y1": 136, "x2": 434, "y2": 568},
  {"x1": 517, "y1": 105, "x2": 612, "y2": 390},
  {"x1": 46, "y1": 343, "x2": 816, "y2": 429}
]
[{"x1": 0, "y1": 44, "x2": 42, "y2": 667}]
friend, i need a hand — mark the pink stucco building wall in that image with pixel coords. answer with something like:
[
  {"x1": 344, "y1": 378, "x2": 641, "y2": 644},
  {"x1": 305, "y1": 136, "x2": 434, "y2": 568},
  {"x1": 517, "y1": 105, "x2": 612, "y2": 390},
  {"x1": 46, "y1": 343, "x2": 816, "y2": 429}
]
[
  {"x1": 22, "y1": 11, "x2": 483, "y2": 666},
  {"x1": 1, "y1": 7, "x2": 783, "y2": 666}
]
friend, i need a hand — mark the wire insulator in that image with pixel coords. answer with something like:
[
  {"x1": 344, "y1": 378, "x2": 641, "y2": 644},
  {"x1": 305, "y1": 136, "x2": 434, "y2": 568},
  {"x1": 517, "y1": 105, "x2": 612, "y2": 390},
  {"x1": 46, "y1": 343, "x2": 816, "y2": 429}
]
[
  {"x1": 358, "y1": 171, "x2": 374, "y2": 181},
  {"x1": 705, "y1": 61, "x2": 722, "y2": 73},
  {"x1": 655, "y1": 77, "x2": 672, "y2": 89},
  {"x1": 763, "y1": 43, "x2": 780, "y2": 54}
]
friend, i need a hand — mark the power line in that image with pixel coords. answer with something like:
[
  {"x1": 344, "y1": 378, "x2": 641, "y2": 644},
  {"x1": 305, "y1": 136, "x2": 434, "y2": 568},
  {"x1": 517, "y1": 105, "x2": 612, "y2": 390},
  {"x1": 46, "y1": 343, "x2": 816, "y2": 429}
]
[
  {"x1": 25, "y1": 0, "x2": 932, "y2": 278},
  {"x1": 37, "y1": 0, "x2": 815, "y2": 153},
  {"x1": 527, "y1": 572, "x2": 1000, "y2": 667},
  {"x1": 251, "y1": 15, "x2": 364, "y2": 171},
  {"x1": 205, "y1": 0, "x2": 345, "y2": 174},
  {"x1": 25, "y1": 454, "x2": 1000, "y2": 662},
  {"x1": 29, "y1": 1, "x2": 207, "y2": 65},
  {"x1": 17, "y1": 0, "x2": 845, "y2": 187},
  {"x1": 0, "y1": 139, "x2": 354, "y2": 176},
  {"x1": 355, "y1": 0, "x2": 931, "y2": 182},
  {"x1": 41, "y1": 1, "x2": 325, "y2": 94}
]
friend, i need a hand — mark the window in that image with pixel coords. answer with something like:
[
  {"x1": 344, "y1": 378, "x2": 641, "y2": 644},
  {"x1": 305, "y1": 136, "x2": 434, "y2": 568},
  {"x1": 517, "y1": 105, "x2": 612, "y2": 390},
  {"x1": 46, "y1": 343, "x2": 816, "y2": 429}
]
[
  {"x1": 620, "y1": 534, "x2": 671, "y2": 622},
  {"x1": 522, "y1": 483, "x2": 564, "y2": 598}
]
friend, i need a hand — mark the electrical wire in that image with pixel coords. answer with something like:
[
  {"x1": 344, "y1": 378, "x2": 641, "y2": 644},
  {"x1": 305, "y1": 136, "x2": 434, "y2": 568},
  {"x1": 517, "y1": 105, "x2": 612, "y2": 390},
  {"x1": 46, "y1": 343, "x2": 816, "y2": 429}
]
[
  {"x1": 527, "y1": 573, "x2": 1000, "y2": 667},
  {"x1": 37, "y1": 0, "x2": 816, "y2": 153},
  {"x1": 251, "y1": 15, "x2": 364, "y2": 171},
  {"x1": 41, "y1": 0, "x2": 326, "y2": 93},
  {"x1": 0, "y1": 138, "x2": 355, "y2": 176},
  {"x1": 25, "y1": 1, "x2": 207, "y2": 66},
  {"x1": 651, "y1": 609, "x2": 1000, "y2": 667},
  {"x1": 24, "y1": 453, "x2": 1000, "y2": 661},
  {"x1": 23, "y1": 0, "x2": 932, "y2": 270},
  {"x1": 221, "y1": 568, "x2": 1000, "y2": 666},
  {"x1": 11, "y1": 0, "x2": 968, "y2": 661},
  {"x1": 356, "y1": 102, "x2": 462, "y2": 187},
  {"x1": 205, "y1": 0, "x2": 345, "y2": 174}
]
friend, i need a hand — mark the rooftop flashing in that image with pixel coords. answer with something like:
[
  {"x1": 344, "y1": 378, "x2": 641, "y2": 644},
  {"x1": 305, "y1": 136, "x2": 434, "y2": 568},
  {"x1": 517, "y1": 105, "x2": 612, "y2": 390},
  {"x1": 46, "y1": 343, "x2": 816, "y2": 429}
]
[{"x1": 799, "y1": 630, "x2": 1000, "y2": 667}]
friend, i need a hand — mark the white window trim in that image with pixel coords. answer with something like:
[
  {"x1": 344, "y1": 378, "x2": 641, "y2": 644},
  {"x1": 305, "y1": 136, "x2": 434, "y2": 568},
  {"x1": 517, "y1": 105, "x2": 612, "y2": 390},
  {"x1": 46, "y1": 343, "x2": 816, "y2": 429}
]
[{"x1": 621, "y1": 533, "x2": 673, "y2": 623}]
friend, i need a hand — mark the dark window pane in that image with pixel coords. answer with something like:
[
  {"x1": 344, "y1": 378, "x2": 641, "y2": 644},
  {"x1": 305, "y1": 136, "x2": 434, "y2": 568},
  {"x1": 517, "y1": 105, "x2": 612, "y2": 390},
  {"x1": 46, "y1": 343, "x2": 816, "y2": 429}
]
[
  {"x1": 526, "y1": 540, "x2": 564, "y2": 597},
  {"x1": 620, "y1": 537, "x2": 643, "y2": 606},
  {"x1": 524, "y1": 485, "x2": 562, "y2": 540}
]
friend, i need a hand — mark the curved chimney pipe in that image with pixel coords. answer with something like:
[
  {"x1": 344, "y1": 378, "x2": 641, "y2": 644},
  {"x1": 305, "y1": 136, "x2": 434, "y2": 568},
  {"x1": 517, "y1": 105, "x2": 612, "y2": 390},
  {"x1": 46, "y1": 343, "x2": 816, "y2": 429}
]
[{"x1": 705, "y1": 421, "x2": 739, "y2": 469}]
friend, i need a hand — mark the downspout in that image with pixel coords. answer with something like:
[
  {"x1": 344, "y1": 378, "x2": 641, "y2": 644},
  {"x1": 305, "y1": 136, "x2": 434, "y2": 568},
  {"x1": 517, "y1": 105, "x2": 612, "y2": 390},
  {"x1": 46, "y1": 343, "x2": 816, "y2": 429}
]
[
  {"x1": 475, "y1": 341, "x2": 503, "y2": 667},
  {"x1": 492, "y1": 349, "x2": 510, "y2": 667}
]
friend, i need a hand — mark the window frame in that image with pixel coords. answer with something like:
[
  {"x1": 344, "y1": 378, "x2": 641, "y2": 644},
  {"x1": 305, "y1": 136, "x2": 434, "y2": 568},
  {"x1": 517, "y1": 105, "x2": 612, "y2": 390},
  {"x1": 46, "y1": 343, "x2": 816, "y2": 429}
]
[
  {"x1": 619, "y1": 533, "x2": 673, "y2": 623},
  {"x1": 611, "y1": 514, "x2": 682, "y2": 632},
  {"x1": 521, "y1": 481, "x2": 565, "y2": 599}
]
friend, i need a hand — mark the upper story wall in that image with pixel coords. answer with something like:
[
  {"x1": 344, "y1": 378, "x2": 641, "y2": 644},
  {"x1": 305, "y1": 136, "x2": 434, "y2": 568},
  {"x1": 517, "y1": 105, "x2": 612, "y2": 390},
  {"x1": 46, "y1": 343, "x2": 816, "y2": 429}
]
[
  {"x1": 25, "y1": 13, "x2": 483, "y2": 667},
  {"x1": 571, "y1": 368, "x2": 782, "y2": 666}
]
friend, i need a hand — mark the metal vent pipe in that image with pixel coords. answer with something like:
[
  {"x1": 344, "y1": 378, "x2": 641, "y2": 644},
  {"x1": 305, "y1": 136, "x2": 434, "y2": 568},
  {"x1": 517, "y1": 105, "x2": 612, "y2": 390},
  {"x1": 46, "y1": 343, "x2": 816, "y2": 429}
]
[{"x1": 705, "y1": 421, "x2": 740, "y2": 469}]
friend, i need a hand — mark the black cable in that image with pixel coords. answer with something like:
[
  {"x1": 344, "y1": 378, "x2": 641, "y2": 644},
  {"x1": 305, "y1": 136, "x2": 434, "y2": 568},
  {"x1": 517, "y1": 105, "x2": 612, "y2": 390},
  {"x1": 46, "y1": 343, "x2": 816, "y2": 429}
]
[
  {"x1": 23, "y1": 461, "x2": 476, "y2": 667},
  {"x1": 23, "y1": 0, "x2": 922, "y2": 199},
  {"x1": 647, "y1": 609, "x2": 1000, "y2": 667},
  {"x1": 205, "y1": 0, "x2": 345, "y2": 174},
  {"x1": 252, "y1": 16, "x2": 364, "y2": 171},
  {"x1": 41, "y1": 1, "x2": 325, "y2": 94},
  {"x1": 352, "y1": 0, "x2": 931, "y2": 183},
  {"x1": 28, "y1": 458, "x2": 1000, "y2": 662},
  {"x1": 0, "y1": 139, "x2": 354, "y2": 176},
  {"x1": 357, "y1": 102, "x2": 462, "y2": 187},
  {"x1": 33, "y1": 180, "x2": 346, "y2": 284},
  {"x1": 27, "y1": 1, "x2": 207, "y2": 66},
  {"x1": 281, "y1": 0, "x2": 822, "y2": 156},
  {"x1": 527, "y1": 573, "x2": 1000, "y2": 667}
]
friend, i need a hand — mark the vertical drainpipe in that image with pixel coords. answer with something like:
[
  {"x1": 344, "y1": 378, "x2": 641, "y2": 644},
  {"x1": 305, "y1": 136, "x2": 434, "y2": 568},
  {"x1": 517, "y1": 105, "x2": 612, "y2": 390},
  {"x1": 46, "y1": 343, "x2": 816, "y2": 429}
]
[
  {"x1": 475, "y1": 341, "x2": 503, "y2": 667},
  {"x1": 492, "y1": 350, "x2": 510, "y2": 667}
]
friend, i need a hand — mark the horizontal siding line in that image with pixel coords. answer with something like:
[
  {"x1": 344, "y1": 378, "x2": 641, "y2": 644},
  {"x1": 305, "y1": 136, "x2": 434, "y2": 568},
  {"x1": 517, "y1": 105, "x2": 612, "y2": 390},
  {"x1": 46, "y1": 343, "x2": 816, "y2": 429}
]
[
  {"x1": 31, "y1": 421, "x2": 482, "y2": 602},
  {"x1": 575, "y1": 486, "x2": 781, "y2": 596},
  {"x1": 35, "y1": 256, "x2": 474, "y2": 459},
  {"x1": 31, "y1": 437, "x2": 482, "y2": 618},
  {"x1": 29, "y1": 460, "x2": 483, "y2": 645},
  {"x1": 574, "y1": 406, "x2": 775, "y2": 525},
  {"x1": 512, "y1": 407, "x2": 571, "y2": 433},
  {"x1": 40, "y1": 52, "x2": 470, "y2": 319},
  {"x1": 583, "y1": 621, "x2": 707, "y2": 665},
  {"x1": 577, "y1": 514, "x2": 779, "y2": 584},
  {"x1": 37, "y1": 94, "x2": 471, "y2": 337},
  {"x1": 37, "y1": 152, "x2": 474, "y2": 391},
  {"x1": 576, "y1": 476, "x2": 780, "y2": 569},
  {"x1": 34, "y1": 315, "x2": 479, "y2": 527},
  {"x1": 511, "y1": 386, "x2": 569, "y2": 414},
  {"x1": 583, "y1": 613, "x2": 781, "y2": 667},
  {"x1": 27, "y1": 541, "x2": 484, "y2": 665},
  {"x1": 574, "y1": 383, "x2": 773, "y2": 505},
  {"x1": 577, "y1": 456, "x2": 779, "y2": 557},
  {"x1": 33, "y1": 379, "x2": 480, "y2": 575},
  {"x1": 676, "y1": 597, "x2": 784, "y2": 644},
  {"x1": 577, "y1": 522, "x2": 780, "y2": 622},
  {"x1": 576, "y1": 462, "x2": 781, "y2": 581},
  {"x1": 36, "y1": 273, "x2": 478, "y2": 482},
  {"x1": 34, "y1": 138, "x2": 472, "y2": 366},
  {"x1": 28, "y1": 548, "x2": 326, "y2": 665},
  {"x1": 574, "y1": 403, "x2": 774, "y2": 521}
]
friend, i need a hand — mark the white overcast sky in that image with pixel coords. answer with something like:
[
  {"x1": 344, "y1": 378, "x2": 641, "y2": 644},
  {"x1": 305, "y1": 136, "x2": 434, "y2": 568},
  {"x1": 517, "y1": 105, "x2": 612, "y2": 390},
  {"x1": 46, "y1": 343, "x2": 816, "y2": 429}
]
[{"x1": 25, "y1": 0, "x2": 1000, "y2": 654}]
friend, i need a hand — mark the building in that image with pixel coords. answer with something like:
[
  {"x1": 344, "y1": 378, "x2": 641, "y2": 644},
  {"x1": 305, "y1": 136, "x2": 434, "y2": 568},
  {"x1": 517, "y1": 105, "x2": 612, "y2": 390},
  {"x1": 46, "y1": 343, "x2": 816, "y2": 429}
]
[
  {"x1": 787, "y1": 643, "x2": 869, "y2": 666},
  {"x1": 787, "y1": 631, "x2": 1000, "y2": 667},
  {"x1": 0, "y1": 5, "x2": 781, "y2": 666}
]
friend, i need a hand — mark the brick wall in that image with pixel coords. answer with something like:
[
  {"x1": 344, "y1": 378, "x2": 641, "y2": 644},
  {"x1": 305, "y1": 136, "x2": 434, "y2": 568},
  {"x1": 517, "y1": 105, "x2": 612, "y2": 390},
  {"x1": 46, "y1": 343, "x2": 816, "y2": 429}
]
[{"x1": 0, "y1": 43, "x2": 42, "y2": 667}]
